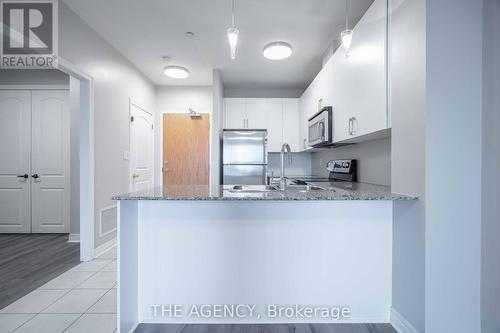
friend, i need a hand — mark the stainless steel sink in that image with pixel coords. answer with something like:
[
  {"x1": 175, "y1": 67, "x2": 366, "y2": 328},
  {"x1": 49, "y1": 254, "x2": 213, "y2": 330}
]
[
  {"x1": 228, "y1": 184, "x2": 327, "y2": 193},
  {"x1": 229, "y1": 185, "x2": 279, "y2": 193},
  {"x1": 283, "y1": 184, "x2": 326, "y2": 191}
]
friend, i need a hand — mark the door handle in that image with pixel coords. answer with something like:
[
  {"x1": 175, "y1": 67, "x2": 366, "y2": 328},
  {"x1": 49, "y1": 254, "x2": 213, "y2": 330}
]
[
  {"x1": 17, "y1": 174, "x2": 29, "y2": 179},
  {"x1": 32, "y1": 174, "x2": 39, "y2": 179}
]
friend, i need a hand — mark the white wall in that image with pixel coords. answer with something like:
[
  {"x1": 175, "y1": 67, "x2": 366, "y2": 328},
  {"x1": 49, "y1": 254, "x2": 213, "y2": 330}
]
[
  {"x1": 426, "y1": 0, "x2": 483, "y2": 332},
  {"x1": 154, "y1": 85, "x2": 213, "y2": 186},
  {"x1": 481, "y1": 0, "x2": 500, "y2": 332},
  {"x1": 0, "y1": 69, "x2": 69, "y2": 85},
  {"x1": 311, "y1": 138, "x2": 391, "y2": 186},
  {"x1": 212, "y1": 70, "x2": 224, "y2": 185},
  {"x1": 389, "y1": 0, "x2": 425, "y2": 332},
  {"x1": 59, "y1": 3, "x2": 156, "y2": 248}
]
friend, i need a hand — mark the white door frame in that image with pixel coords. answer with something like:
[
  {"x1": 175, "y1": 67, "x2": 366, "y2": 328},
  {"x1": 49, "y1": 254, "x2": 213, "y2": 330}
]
[
  {"x1": 55, "y1": 58, "x2": 95, "y2": 262},
  {"x1": 129, "y1": 99, "x2": 154, "y2": 192}
]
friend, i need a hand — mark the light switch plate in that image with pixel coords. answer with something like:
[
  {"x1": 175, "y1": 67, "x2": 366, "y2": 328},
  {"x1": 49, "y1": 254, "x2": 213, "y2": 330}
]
[{"x1": 123, "y1": 151, "x2": 130, "y2": 161}]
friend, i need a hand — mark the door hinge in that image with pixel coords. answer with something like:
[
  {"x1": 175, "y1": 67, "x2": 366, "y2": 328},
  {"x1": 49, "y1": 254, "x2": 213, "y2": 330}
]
[{"x1": 130, "y1": 116, "x2": 134, "y2": 122}]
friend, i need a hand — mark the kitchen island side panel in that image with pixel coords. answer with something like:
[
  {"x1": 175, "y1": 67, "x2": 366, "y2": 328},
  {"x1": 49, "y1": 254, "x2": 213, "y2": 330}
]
[
  {"x1": 133, "y1": 200, "x2": 392, "y2": 324},
  {"x1": 118, "y1": 200, "x2": 139, "y2": 333}
]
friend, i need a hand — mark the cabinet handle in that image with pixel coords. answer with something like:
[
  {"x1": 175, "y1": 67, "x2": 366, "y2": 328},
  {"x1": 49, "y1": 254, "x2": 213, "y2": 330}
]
[
  {"x1": 348, "y1": 118, "x2": 353, "y2": 135},
  {"x1": 32, "y1": 174, "x2": 39, "y2": 179},
  {"x1": 17, "y1": 174, "x2": 29, "y2": 179},
  {"x1": 351, "y1": 117, "x2": 357, "y2": 136}
]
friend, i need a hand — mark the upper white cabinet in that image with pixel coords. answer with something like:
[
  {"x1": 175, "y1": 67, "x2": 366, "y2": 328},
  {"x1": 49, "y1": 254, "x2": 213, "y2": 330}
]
[
  {"x1": 282, "y1": 99, "x2": 300, "y2": 152},
  {"x1": 223, "y1": 98, "x2": 301, "y2": 152},
  {"x1": 246, "y1": 98, "x2": 267, "y2": 129},
  {"x1": 224, "y1": 98, "x2": 246, "y2": 128},
  {"x1": 299, "y1": 0, "x2": 388, "y2": 147},
  {"x1": 266, "y1": 98, "x2": 283, "y2": 152}
]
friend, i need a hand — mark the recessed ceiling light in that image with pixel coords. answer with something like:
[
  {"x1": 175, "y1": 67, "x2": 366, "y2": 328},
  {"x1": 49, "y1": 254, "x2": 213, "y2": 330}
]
[
  {"x1": 164, "y1": 65, "x2": 189, "y2": 79},
  {"x1": 263, "y1": 42, "x2": 293, "y2": 60}
]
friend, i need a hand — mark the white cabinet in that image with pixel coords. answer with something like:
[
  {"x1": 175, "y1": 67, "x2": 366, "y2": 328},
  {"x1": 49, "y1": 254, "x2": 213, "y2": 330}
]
[
  {"x1": 224, "y1": 98, "x2": 246, "y2": 128},
  {"x1": 223, "y1": 98, "x2": 301, "y2": 153},
  {"x1": 246, "y1": 98, "x2": 267, "y2": 129},
  {"x1": 298, "y1": 0, "x2": 388, "y2": 146},
  {"x1": 283, "y1": 99, "x2": 300, "y2": 152},
  {"x1": 266, "y1": 99, "x2": 283, "y2": 152}
]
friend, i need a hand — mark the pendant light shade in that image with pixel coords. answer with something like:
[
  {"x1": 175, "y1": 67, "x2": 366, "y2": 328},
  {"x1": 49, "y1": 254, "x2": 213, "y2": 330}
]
[
  {"x1": 341, "y1": 29, "x2": 353, "y2": 55},
  {"x1": 227, "y1": 0, "x2": 238, "y2": 60},
  {"x1": 341, "y1": 0, "x2": 353, "y2": 57},
  {"x1": 227, "y1": 27, "x2": 239, "y2": 60}
]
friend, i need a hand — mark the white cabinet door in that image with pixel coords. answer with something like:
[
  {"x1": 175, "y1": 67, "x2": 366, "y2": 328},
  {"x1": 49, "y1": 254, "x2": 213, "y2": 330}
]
[
  {"x1": 283, "y1": 99, "x2": 300, "y2": 152},
  {"x1": 130, "y1": 103, "x2": 154, "y2": 192},
  {"x1": 31, "y1": 91, "x2": 70, "y2": 233},
  {"x1": 224, "y1": 98, "x2": 246, "y2": 128},
  {"x1": 245, "y1": 98, "x2": 267, "y2": 129},
  {"x1": 0, "y1": 91, "x2": 31, "y2": 233},
  {"x1": 347, "y1": 0, "x2": 387, "y2": 137},
  {"x1": 266, "y1": 98, "x2": 283, "y2": 152}
]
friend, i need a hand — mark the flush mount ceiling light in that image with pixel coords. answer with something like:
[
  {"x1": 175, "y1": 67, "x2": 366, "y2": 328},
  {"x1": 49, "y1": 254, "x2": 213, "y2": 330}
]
[
  {"x1": 163, "y1": 65, "x2": 189, "y2": 79},
  {"x1": 341, "y1": 0, "x2": 353, "y2": 58},
  {"x1": 227, "y1": 0, "x2": 239, "y2": 60},
  {"x1": 263, "y1": 42, "x2": 293, "y2": 60}
]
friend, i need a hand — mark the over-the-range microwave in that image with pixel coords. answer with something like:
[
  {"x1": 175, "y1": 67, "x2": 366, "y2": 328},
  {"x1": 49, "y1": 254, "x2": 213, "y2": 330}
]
[{"x1": 308, "y1": 106, "x2": 333, "y2": 147}]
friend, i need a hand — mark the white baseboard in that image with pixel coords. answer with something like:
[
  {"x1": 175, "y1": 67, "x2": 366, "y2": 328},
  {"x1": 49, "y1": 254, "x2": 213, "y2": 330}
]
[
  {"x1": 391, "y1": 308, "x2": 419, "y2": 333},
  {"x1": 68, "y1": 234, "x2": 80, "y2": 242},
  {"x1": 94, "y1": 237, "x2": 117, "y2": 258}
]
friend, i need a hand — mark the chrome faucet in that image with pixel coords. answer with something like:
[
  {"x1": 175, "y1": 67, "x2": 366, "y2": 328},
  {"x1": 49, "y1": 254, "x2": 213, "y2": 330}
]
[{"x1": 280, "y1": 143, "x2": 292, "y2": 190}]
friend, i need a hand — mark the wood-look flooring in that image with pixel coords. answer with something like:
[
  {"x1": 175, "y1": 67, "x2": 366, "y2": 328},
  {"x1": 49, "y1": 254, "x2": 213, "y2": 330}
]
[
  {"x1": 135, "y1": 323, "x2": 397, "y2": 333},
  {"x1": 0, "y1": 233, "x2": 80, "y2": 309}
]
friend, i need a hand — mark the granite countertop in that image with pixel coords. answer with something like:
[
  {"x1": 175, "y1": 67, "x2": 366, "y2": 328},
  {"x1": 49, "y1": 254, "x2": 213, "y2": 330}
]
[{"x1": 112, "y1": 182, "x2": 417, "y2": 201}]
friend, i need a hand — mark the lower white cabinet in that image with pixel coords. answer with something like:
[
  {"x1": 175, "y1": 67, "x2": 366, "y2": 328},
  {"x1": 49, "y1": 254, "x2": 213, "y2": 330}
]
[{"x1": 223, "y1": 98, "x2": 300, "y2": 152}]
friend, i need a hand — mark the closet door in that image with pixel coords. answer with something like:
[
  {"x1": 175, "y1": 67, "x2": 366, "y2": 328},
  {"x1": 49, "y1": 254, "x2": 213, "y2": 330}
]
[
  {"x1": 0, "y1": 91, "x2": 31, "y2": 233},
  {"x1": 31, "y1": 91, "x2": 70, "y2": 233}
]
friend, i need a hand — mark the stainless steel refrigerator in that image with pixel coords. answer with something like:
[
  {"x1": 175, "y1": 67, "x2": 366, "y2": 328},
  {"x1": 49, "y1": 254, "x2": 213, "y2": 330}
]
[{"x1": 221, "y1": 130, "x2": 268, "y2": 185}]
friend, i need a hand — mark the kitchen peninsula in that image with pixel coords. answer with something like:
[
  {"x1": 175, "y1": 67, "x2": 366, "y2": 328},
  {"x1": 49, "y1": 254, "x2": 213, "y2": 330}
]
[{"x1": 113, "y1": 184, "x2": 414, "y2": 332}]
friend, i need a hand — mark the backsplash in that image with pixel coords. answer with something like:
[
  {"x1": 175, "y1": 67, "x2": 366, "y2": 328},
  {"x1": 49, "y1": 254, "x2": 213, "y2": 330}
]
[
  {"x1": 268, "y1": 152, "x2": 312, "y2": 177},
  {"x1": 311, "y1": 138, "x2": 391, "y2": 186}
]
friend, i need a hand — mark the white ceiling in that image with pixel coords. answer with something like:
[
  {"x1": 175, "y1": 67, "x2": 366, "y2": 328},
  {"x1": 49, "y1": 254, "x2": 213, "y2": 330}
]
[{"x1": 62, "y1": 0, "x2": 373, "y2": 90}]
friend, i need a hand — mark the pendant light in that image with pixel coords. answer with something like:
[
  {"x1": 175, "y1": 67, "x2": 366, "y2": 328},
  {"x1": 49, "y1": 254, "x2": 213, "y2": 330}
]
[
  {"x1": 341, "y1": 0, "x2": 353, "y2": 58},
  {"x1": 227, "y1": 0, "x2": 239, "y2": 60}
]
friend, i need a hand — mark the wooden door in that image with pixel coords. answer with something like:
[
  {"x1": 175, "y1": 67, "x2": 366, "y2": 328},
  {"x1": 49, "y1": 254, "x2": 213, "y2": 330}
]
[
  {"x1": 163, "y1": 114, "x2": 210, "y2": 186},
  {"x1": 130, "y1": 103, "x2": 154, "y2": 192},
  {"x1": 31, "y1": 90, "x2": 70, "y2": 233},
  {"x1": 0, "y1": 91, "x2": 31, "y2": 233}
]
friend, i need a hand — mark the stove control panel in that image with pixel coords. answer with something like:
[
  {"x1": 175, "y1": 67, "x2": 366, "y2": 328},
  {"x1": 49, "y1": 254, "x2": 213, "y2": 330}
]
[{"x1": 326, "y1": 159, "x2": 357, "y2": 182}]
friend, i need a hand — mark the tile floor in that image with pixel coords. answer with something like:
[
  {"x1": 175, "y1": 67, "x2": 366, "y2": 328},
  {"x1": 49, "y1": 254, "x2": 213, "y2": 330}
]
[{"x1": 0, "y1": 246, "x2": 117, "y2": 333}]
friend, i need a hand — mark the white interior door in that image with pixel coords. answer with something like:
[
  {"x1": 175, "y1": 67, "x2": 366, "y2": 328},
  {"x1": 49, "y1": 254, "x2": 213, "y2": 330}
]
[
  {"x1": 130, "y1": 103, "x2": 154, "y2": 192},
  {"x1": 31, "y1": 90, "x2": 70, "y2": 233},
  {"x1": 0, "y1": 91, "x2": 31, "y2": 233}
]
